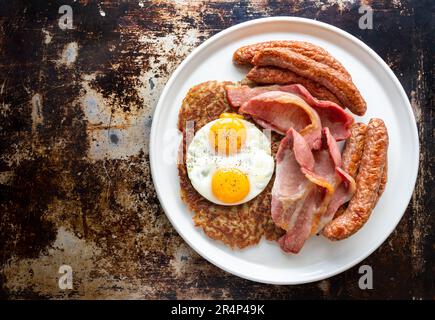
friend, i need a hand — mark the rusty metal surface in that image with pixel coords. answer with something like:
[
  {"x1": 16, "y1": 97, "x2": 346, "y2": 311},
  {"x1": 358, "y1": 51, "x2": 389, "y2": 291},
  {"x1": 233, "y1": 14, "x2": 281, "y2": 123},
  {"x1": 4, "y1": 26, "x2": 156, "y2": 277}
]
[{"x1": 0, "y1": 0, "x2": 433, "y2": 299}]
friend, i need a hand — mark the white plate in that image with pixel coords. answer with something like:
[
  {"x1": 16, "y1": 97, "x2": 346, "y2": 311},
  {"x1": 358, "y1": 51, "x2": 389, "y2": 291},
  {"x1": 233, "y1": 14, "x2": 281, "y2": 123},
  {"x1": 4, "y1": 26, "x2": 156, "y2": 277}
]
[{"x1": 149, "y1": 17, "x2": 419, "y2": 284}]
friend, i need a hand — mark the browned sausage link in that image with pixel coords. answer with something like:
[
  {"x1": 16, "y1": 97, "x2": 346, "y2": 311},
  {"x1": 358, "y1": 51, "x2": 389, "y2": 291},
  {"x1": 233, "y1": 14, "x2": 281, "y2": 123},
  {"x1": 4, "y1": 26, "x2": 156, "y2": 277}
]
[
  {"x1": 252, "y1": 48, "x2": 367, "y2": 116},
  {"x1": 333, "y1": 123, "x2": 368, "y2": 218},
  {"x1": 247, "y1": 66, "x2": 341, "y2": 105},
  {"x1": 247, "y1": 66, "x2": 300, "y2": 84},
  {"x1": 323, "y1": 118, "x2": 388, "y2": 240},
  {"x1": 233, "y1": 40, "x2": 351, "y2": 79},
  {"x1": 341, "y1": 144, "x2": 387, "y2": 212},
  {"x1": 341, "y1": 122, "x2": 368, "y2": 177}
]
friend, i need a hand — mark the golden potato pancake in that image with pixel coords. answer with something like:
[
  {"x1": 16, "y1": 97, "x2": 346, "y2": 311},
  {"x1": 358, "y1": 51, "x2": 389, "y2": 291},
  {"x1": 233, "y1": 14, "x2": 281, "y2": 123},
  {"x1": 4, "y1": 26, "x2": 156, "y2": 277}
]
[{"x1": 177, "y1": 81, "x2": 284, "y2": 248}]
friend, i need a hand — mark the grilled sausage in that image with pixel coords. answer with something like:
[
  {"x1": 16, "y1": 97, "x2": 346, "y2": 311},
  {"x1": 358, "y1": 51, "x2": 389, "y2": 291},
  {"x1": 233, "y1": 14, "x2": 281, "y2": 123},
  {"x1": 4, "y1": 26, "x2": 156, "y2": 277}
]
[
  {"x1": 341, "y1": 123, "x2": 368, "y2": 178},
  {"x1": 247, "y1": 66, "x2": 341, "y2": 105},
  {"x1": 333, "y1": 123, "x2": 368, "y2": 218},
  {"x1": 252, "y1": 48, "x2": 367, "y2": 115},
  {"x1": 323, "y1": 118, "x2": 388, "y2": 240},
  {"x1": 233, "y1": 40, "x2": 351, "y2": 79}
]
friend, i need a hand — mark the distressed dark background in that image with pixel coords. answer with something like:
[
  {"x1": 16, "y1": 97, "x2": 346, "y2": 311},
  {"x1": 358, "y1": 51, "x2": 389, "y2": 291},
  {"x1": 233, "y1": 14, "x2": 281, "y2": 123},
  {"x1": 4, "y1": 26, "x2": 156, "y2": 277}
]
[{"x1": 0, "y1": 0, "x2": 433, "y2": 299}]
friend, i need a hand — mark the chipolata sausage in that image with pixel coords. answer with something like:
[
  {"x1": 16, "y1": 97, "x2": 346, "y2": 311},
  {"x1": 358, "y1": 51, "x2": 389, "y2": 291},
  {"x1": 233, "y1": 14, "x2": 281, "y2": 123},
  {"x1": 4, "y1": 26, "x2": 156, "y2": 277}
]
[
  {"x1": 251, "y1": 48, "x2": 367, "y2": 115},
  {"x1": 323, "y1": 118, "x2": 388, "y2": 240},
  {"x1": 246, "y1": 66, "x2": 341, "y2": 104},
  {"x1": 233, "y1": 40, "x2": 351, "y2": 79},
  {"x1": 341, "y1": 122, "x2": 368, "y2": 177},
  {"x1": 333, "y1": 122, "x2": 367, "y2": 218}
]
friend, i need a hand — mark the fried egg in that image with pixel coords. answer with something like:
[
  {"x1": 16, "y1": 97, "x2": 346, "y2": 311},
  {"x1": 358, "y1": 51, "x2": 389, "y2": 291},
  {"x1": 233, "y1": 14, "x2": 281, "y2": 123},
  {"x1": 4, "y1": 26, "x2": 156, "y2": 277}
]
[{"x1": 186, "y1": 113, "x2": 274, "y2": 205}]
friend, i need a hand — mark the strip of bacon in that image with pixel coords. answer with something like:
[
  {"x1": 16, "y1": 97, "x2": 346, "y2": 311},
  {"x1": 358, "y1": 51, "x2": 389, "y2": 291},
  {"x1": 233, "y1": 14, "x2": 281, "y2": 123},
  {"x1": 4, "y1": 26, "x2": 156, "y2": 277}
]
[
  {"x1": 240, "y1": 91, "x2": 323, "y2": 149},
  {"x1": 226, "y1": 84, "x2": 354, "y2": 141},
  {"x1": 315, "y1": 130, "x2": 356, "y2": 232},
  {"x1": 318, "y1": 167, "x2": 356, "y2": 232},
  {"x1": 271, "y1": 129, "x2": 313, "y2": 231},
  {"x1": 272, "y1": 129, "x2": 332, "y2": 253},
  {"x1": 272, "y1": 128, "x2": 356, "y2": 253}
]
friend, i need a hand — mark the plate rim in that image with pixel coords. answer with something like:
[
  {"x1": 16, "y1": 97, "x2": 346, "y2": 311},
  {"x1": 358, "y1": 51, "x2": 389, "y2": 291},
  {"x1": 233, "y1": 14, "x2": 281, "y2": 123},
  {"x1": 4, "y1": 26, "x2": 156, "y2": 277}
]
[{"x1": 149, "y1": 16, "x2": 419, "y2": 285}]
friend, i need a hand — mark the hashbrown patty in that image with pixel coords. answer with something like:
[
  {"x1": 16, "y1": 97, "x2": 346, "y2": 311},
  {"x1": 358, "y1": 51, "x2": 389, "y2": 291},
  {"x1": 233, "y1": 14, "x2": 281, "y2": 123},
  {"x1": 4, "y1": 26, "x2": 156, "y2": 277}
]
[{"x1": 177, "y1": 81, "x2": 284, "y2": 249}]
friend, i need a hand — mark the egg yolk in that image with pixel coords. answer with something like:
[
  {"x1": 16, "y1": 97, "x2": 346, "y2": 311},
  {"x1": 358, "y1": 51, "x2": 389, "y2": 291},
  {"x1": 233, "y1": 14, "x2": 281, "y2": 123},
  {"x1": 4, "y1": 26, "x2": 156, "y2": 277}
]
[
  {"x1": 211, "y1": 168, "x2": 250, "y2": 204},
  {"x1": 209, "y1": 113, "x2": 246, "y2": 155}
]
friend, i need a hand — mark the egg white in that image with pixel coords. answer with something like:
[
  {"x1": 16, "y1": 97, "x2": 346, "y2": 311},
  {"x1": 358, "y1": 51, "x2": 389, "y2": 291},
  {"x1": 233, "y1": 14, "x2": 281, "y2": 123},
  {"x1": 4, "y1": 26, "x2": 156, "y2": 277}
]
[{"x1": 186, "y1": 119, "x2": 275, "y2": 205}]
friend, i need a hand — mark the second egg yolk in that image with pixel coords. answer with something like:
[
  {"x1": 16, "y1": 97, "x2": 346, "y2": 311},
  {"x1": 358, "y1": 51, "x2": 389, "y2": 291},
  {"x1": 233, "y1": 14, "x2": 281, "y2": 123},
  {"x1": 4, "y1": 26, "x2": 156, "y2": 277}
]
[
  {"x1": 211, "y1": 168, "x2": 250, "y2": 204},
  {"x1": 209, "y1": 113, "x2": 246, "y2": 155}
]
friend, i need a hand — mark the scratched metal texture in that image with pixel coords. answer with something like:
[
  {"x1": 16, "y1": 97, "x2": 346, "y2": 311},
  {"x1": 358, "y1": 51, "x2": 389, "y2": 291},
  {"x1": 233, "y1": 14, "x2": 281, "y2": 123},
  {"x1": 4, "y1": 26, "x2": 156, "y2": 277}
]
[{"x1": 0, "y1": 0, "x2": 433, "y2": 299}]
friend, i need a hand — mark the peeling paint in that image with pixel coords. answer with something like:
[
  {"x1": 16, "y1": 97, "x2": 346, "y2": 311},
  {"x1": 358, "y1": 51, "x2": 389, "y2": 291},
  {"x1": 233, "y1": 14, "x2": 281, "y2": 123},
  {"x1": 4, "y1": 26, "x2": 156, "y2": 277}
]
[
  {"x1": 98, "y1": 2, "x2": 106, "y2": 17},
  {"x1": 31, "y1": 93, "x2": 43, "y2": 133},
  {"x1": 3, "y1": 227, "x2": 101, "y2": 298},
  {"x1": 42, "y1": 29, "x2": 52, "y2": 45},
  {"x1": 79, "y1": 73, "x2": 149, "y2": 160},
  {"x1": 58, "y1": 42, "x2": 79, "y2": 67},
  {"x1": 170, "y1": 243, "x2": 192, "y2": 277}
]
